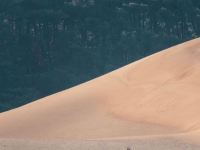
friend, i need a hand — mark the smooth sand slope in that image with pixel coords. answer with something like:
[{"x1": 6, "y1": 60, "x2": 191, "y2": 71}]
[{"x1": 1, "y1": 38, "x2": 200, "y2": 149}]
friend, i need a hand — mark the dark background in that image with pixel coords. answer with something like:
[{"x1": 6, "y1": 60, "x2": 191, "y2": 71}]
[{"x1": 0, "y1": 0, "x2": 199, "y2": 112}]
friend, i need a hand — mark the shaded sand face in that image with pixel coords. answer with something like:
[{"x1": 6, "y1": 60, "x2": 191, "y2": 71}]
[{"x1": 1, "y1": 38, "x2": 200, "y2": 149}]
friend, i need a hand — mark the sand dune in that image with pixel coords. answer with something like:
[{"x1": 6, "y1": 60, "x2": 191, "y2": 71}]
[{"x1": 0, "y1": 38, "x2": 200, "y2": 149}]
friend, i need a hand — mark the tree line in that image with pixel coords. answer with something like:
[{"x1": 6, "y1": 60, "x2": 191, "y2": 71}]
[{"x1": 0, "y1": 0, "x2": 199, "y2": 112}]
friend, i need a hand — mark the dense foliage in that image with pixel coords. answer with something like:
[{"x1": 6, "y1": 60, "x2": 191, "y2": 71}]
[{"x1": 0, "y1": 0, "x2": 199, "y2": 112}]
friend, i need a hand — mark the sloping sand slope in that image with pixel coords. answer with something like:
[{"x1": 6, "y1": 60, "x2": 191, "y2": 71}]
[{"x1": 0, "y1": 38, "x2": 200, "y2": 149}]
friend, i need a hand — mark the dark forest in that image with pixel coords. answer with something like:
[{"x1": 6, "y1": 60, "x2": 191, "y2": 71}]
[{"x1": 0, "y1": 0, "x2": 199, "y2": 112}]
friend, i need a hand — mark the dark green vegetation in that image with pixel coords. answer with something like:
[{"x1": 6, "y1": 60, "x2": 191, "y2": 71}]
[{"x1": 0, "y1": 0, "x2": 199, "y2": 112}]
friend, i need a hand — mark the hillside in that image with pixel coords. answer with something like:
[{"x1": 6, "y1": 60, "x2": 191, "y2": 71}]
[{"x1": 0, "y1": 38, "x2": 200, "y2": 140}]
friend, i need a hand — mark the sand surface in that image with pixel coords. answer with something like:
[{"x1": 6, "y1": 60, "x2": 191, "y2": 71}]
[{"x1": 1, "y1": 38, "x2": 200, "y2": 149}]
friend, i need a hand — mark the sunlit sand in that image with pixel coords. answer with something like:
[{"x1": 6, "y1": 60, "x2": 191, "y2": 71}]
[{"x1": 1, "y1": 38, "x2": 200, "y2": 149}]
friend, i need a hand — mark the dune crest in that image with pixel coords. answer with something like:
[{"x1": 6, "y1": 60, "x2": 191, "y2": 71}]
[{"x1": 0, "y1": 38, "x2": 200, "y2": 140}]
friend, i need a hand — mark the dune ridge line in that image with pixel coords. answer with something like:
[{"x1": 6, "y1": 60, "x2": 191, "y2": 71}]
[{"x1": 0, "y1": 38, "x2": 200, "y2": 141}]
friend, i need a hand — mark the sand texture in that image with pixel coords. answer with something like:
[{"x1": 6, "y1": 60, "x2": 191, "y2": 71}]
[{"x1": 0, "y1": 38, "x2": 200, "y2": 149}]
